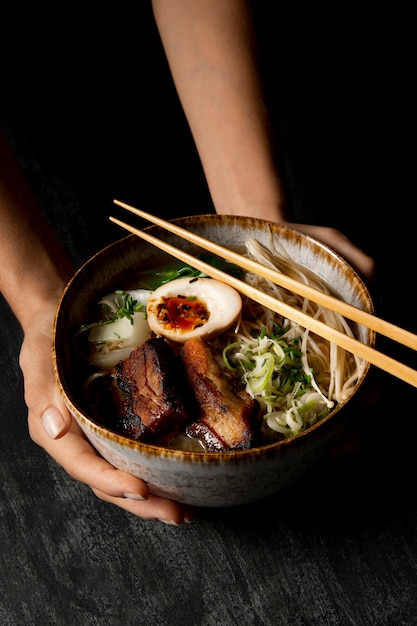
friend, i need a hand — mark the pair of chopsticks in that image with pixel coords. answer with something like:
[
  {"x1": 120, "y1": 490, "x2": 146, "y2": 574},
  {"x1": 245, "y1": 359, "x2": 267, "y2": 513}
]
[{"x1": 110, "y1": 199, "x2": 417, "y2": 389}]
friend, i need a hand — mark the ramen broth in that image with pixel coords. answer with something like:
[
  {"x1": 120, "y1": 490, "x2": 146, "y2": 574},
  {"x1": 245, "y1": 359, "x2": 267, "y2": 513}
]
[{"x1": 77, "y1": 240, "x2": 365, "y2": 452}]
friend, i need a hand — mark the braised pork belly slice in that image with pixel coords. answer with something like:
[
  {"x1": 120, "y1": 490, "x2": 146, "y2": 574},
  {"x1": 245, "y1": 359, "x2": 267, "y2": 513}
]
[
  {"x1": 115, "y1": 336, "x2": 192, "y2": 441},
  {"x1": 180, "y1": 337, "x2": 261, "y2": 452}
]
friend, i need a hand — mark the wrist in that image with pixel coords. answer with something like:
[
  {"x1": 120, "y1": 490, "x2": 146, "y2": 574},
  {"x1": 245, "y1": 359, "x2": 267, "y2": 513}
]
[
  {"x1": 213, "y1": 180, "x2": 289, "y2": 224},
  {"x1": 11, "y1": 278, "x2": 68, "y2": 334}
]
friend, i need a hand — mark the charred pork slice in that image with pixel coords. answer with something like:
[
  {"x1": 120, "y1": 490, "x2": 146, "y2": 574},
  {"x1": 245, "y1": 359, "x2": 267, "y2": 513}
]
[
  {"x1": 115, "y1": 336, "x2": 191, "y2": 441},
  {"x1": 180, "y1": 337, "x2": 260, "y2": 451}
]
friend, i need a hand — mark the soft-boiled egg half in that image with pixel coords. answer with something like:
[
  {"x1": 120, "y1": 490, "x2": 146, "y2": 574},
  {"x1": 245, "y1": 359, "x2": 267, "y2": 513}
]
[{"x1": 146, "y1": 277, "x2": 242, "y2": 342}]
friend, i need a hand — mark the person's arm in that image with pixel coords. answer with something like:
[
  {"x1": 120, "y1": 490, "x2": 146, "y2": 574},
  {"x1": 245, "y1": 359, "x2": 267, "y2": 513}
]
[
  {"x1": 0, "y1": 0, "x2": 374, "y2": 527},
  {"x1": 0, "y1": 131, "x2": 193, "y2": 525},
  {"x1": 152, "y1": 0, "x2": 375, "y2": 280},
  {"x1": 152, "y1": 0, "x2": 287, "y2": 221},
  {"x1": 0, "y1": 133, "x2": 73, "y2": 329}
]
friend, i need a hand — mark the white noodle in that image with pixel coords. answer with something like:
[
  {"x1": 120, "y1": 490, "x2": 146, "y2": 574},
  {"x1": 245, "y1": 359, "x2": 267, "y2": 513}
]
[{"x1": 210, "y1": 236, "x2": 365, "y2": 437}]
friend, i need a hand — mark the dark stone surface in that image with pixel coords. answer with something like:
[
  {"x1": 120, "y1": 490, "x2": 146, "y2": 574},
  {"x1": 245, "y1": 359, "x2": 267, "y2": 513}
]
[{"x1": 1, "y1": 4, "x2": 417, "y2": 624}]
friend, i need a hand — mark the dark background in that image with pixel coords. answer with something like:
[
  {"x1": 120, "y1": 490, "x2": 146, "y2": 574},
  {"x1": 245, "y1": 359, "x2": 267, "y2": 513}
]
[{"x1": 1, "y1": 3, "x2": 416, "y2": 624}]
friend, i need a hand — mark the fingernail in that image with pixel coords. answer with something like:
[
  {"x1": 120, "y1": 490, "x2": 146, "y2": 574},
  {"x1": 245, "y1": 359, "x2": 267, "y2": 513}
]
[
  {"x1": 123, "y1": 493, "x2": 147, "y2": 501},
  {"x1": 160, "y1": 519, "x2": 181, "y2": 526},
  {"x1": 41, "y1": 407, "x2": 66, "y2": 439}
]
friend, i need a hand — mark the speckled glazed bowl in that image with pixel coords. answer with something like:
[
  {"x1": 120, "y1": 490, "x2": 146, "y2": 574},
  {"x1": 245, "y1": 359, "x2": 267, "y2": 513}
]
[{"x1": 53, "y1": 215, "x2": 375, "y2": 507}]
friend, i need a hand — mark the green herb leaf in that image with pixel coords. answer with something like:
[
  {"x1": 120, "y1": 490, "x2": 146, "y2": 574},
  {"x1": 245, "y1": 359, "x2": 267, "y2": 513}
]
[
  {"x1": 104, "y1": 291, "x2": 145, "y2": 325},
  {"x1": 132, "y1": 256, "x2": 243, "y2": 290}
]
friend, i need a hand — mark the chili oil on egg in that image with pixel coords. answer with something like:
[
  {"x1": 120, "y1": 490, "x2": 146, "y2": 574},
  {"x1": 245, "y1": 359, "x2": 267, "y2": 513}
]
[{"x1": 146, "y1": 276, "x2": 242, "y2": 342}]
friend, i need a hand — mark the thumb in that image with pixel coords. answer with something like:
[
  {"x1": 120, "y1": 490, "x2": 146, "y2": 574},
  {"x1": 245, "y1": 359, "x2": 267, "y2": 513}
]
[
  {"x1": 38, "y1": 399, "x2": 71, "y2": 440},
  {"x1": 19, "y1": 308, "x2": 73, "y2": 440}
]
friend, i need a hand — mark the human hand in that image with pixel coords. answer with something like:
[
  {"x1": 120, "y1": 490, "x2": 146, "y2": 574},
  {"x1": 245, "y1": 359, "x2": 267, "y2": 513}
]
[
  {"x1": 284, "y1": 222, "x2": 376, "y2": 283},
  {"x1": 20, "y1": 299, "x2": 193, "y2": 525}
]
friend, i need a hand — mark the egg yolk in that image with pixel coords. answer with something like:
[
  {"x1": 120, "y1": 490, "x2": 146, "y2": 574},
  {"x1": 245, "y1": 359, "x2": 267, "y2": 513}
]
[{"x1": 156, "y1": 295, "x2": 209, "y2": 331}]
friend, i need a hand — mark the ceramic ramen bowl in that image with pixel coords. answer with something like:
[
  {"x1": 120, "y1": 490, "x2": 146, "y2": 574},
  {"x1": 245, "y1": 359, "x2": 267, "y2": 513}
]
[{"x1": 53, "y1": 215, "x2": 375, "y2": 507}]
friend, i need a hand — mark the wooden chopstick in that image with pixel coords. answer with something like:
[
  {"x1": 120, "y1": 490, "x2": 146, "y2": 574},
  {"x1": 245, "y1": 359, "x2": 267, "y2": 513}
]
[
  {"x1": 109, "y1": 212, "x2": 417, "y2": 389},
  {"x1": 113, "y1": 199, "x2": 417, "y2": 352}
]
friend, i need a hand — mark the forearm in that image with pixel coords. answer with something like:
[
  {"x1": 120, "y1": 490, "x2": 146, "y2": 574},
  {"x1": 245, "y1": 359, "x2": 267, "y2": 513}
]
[
  {"x1": 152, "y1": 0, "x2": 287, "y2": 221},
  {"x1": 0, "y1": 131, "x2": 73, "y2": 331}
]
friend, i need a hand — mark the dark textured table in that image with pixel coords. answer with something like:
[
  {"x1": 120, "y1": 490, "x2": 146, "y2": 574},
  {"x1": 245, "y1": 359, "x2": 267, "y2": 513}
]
[{"x1": 1, "y1": 5, "x2": 417, "y2": 625}]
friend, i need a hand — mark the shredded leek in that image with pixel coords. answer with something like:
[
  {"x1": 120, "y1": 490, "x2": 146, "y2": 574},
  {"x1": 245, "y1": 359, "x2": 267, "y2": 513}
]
[{"x1": 222, "y1": 325, "x2": 331, "y2": 438}]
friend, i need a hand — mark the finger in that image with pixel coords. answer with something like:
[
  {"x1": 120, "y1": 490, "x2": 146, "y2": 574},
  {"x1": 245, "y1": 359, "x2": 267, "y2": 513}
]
[
  {"x1": 94, "y1": 489, "x2": 195, "y2": 525},
  {"x1": 19, "y1": 310, "x2": 72, "y2": 438},
  {"x1": 29, "y1": 413, "x2": 149, "y2": 499},
  {"x1": 287, "y1": 223, "x2": 376, "y2": 282},
  {"x1": 29, "y1": 414, "x2": 194, "y2": 523}
]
